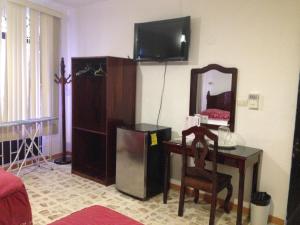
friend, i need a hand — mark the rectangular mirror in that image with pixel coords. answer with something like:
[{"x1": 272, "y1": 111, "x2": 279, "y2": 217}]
[{"x1": 189, "y1": 64, "x2": 237, "y2": 131}]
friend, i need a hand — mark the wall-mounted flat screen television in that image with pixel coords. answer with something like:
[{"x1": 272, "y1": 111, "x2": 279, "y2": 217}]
[{"x1": 133, "y1": 16, "x2": 190, "y2": 62}]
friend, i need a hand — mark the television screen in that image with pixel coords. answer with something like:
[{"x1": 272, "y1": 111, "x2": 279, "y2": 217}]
[{"x1": 134, "y1": 16, "x2": 190, "y2": 62}]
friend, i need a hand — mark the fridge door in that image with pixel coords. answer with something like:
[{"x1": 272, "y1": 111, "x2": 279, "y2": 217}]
[{"x1": 116, "y1": 128, "x2": 147, "y2": 199}]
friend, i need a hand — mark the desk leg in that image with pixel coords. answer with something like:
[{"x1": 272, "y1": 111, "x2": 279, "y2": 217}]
[
  {"x1": 163, "y1": 150, "x2": 170, "y2": 204},
  {"x1": 237, "y1": 163, "x2": 245, "y2": 225},
  {"x1": 252, "y1": 162, "x2": 259, "y2": 194}
]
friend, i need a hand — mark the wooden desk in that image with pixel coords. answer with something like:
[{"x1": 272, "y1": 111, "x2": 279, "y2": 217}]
[{"x1": 163, "y1": 140, "x2": 262, "y2": 225}]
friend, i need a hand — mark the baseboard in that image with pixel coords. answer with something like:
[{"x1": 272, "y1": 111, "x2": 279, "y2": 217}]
[
  {"x1": 52, "y1": 151, "x2": 72, "y2": 159},
  {"x1": 269, "y1": 216, "x2": 285, "y2": 225},
  {"x1": 169, "y1": 182, "x2": 285, "y2": 225},
  {"x1": 3, "y1": 151, "x2": 72, "y2": 170}
]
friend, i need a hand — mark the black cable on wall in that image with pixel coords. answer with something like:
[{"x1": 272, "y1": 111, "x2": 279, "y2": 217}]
[{"x1": 156, "y1": 62, "x2": 168, "y2": 126}]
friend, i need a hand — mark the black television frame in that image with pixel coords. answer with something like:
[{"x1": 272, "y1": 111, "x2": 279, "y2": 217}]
[{"x1": 133, "y1": 16, "x2": 191, "y2": 62}]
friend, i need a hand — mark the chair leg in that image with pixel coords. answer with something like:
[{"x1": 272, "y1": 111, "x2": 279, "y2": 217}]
[
  {"x1": 178, "y1": 184, "x2": 186, "y2": 217},
  {"x1": 224, "y1": 183, "x2": 233, "y2": 213},
  {"x1": 209, "y1": 192, "x2": 217, "y2": 225},
  {"x1": 194, "y1": 188, "x2": 199, "y2": 203}
]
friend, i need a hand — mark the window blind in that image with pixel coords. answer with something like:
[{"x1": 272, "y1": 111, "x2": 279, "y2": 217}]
[{"x1": 0, "y1": 1, "x2": 60, "y2": 141}]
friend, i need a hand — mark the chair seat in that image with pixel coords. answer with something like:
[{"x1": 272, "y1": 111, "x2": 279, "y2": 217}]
[{"x1": 184, "y1": 169, "x2": 232, "y2": 193}]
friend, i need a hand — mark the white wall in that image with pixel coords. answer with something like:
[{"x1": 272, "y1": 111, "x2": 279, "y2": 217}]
[{"x1": 65, "y1": 0, "x2": 300, "y2": 219}]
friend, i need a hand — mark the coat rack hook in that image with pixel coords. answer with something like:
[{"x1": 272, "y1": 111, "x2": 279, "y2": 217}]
[{"x1": 54, "y1": 57, "x2": 72, "y2": 165}]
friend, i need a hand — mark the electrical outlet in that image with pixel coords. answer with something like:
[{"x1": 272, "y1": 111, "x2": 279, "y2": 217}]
[{"x1": 248, "y1": 94, "x2": 260, "y2": 110}]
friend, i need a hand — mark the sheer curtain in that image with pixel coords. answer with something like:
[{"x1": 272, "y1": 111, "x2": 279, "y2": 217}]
[
  {"x1": 0, "y1": 0, "x2": 4, "y2": 122},
  {"x1": 5, "y1": 2, "x2": 27, "y2": 122},
  {"x1": 0, "y1": 2, "x2": 60, "y2": 141},
  {"x1": 40, "y1": 13, "x2": 54, "y2": 118},
  {"x1": 29, "y1": 9, "x2": 41, "y2": 119},
  {"x1": 40, "y1": 12, "x2": 60, "y2": 136}
]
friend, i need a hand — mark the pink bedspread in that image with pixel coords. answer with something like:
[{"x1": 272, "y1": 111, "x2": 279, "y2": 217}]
[
  {"x1": 201, "y1": 108, "x2": 230, "y2": 120},
  {"x1": 0, "y1": 168, "x2": 32, "y2": 225},
  {"x1": 49, "y1": 205, "x2": 143, "y2": 225}
]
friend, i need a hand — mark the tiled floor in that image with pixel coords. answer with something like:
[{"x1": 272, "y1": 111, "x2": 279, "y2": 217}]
[{"x1": 21, "y1": 163, "x2": 251, "y2": 225}]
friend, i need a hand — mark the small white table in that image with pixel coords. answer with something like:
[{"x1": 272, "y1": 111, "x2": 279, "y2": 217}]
[{"x1": 0, "y1": 117, "x2": 58, "y2": 175}]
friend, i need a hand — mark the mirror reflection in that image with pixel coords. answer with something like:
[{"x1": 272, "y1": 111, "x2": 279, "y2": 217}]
[
  {"x1": 190, "y1": 64, "x2": 237, "y2": 131},
  {"x1": 196, "y1": 70, "x2": 232, "y2": 126}
]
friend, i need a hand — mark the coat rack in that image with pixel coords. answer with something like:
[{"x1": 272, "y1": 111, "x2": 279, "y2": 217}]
[{"x1": 54, "y1": 57, "x2": 72, "y2": 165}]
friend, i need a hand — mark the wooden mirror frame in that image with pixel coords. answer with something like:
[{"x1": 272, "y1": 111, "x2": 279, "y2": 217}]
[{"x1": 189, "y1": 64, "x2": 238, "y2": 132}]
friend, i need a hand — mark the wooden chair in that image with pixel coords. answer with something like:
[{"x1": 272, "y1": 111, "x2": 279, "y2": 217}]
[{"x1": 178, "y1": 126, "x2": 233, "y2": 225}]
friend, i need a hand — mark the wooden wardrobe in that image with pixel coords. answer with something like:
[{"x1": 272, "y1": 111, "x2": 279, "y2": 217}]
[{"x1": 71, "y1": 56, "x2": 136, "y2": 185}]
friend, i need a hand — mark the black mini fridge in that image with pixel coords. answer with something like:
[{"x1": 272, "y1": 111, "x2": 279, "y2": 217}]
[{"x1": 116, "y1": 123, "x2": 171, "y2": 200}]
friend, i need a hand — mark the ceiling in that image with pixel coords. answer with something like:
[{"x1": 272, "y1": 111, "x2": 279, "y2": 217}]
[{"x1": 48, "y1": 0, "x2": 102, "y2": 8}]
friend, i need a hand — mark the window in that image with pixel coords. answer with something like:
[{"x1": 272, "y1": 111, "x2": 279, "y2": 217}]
[
  {"x1": 0, "y1": 15, "x2": 6, "y2": 117},
  {"x1": 0, "y1": 3, "x2": 60, "y2": 165},
  {"x1": 0, "y1": 10, "x2": 32, "y2": 119},
  {"x1": 1, "y1": 13, "x2": 6, "y2": 39},
  {"x1": 0, "y1": 3, "x2": 59, "y2": 124}
]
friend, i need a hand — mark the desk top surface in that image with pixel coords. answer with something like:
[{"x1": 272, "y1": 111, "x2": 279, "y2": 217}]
[{"x1": 164, "y1": 139, "x2": 262, "y2": 160}]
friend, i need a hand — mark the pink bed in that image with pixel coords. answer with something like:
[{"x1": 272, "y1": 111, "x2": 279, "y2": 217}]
[
  {"x1": 48, "y1": 205, "x2": 143, "y2": 225},
  {"x1": 200, "y1": 108, "x2": 230, "y2": 120},
  {"x1": 0, "y1": 168, "x2": 32, "y2": 225},
  {"x1": 200, "y1": 91, "x2": 231, "y2": 121}
]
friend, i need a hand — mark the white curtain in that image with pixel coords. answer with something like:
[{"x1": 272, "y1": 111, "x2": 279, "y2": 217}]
[
  {"x1": 29, "y1": 9, "x2": 40, "y2": 118},
  {"x1": 0, "y1": 0, "x2": 3, "y2": 121},
  {"x1": 40, "y1": 13, "x2": 54, "y2": 117},
  {"x1": 40, "y1": 13, "x2": 60, "y2": 137},
  {"x1": 4, "y1": 2, "x2": 27, "y2": 122},
  {"x1": 0, "y1": 3, "x2": 60, "y2": 141},
  {"x1": 0, "y1": 2, "x2": 27, "y2": 140}
]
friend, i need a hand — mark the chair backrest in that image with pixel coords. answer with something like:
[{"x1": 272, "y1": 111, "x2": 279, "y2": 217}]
[{"x1": 181, "y1": 126, "x2": 218, "y2": 181}]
